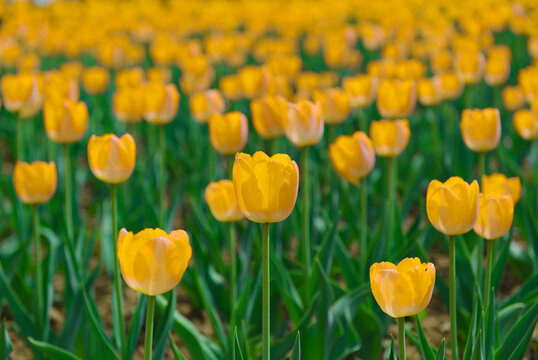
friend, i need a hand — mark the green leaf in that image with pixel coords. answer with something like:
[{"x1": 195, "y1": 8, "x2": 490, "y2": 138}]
[
  {"x1": 82, "y1": 290, "x2": 118, "y2": 359},
  {"x1": 497, "y1": 303, "x2": 525, "y2": 341},
  {"x1": 315, "y1": 259, "x2": 333, "y2": 360},
  {"x1": 387, "y1": 335, "x2": 398, "y2": 360},
  {"x1": 127, "y1": 295, "x2": 147, "y2": 359},
  {"x1": 415, "y1": 315, "x2": 436, "y2": 360},
  {"x1": 28, "y1": 337, "x2": 82, "y2": 360},
  {"x1": 494, "y1": 301, "x2": 538, "y2": 360},
  {"x1": 271, "y1": 246, "x2": 303, "y2": 323},
  {"x1": 463, "y1": 290, "x2": 480, "y2": 360},
  {"x1": 232, "y1": 327, "x2": 244, "y2": 360},
  {"x1": 0, "y1": 319, "x2": 12, "y2": 359},
  {"x1": 290, "y1": 331, "x2": 301, "y2": 360},
  {"x1": 435, "y1": 339, "x2": 446, "y2": 360},
  {"x1": 153, "y1": 290, "x2": 177, "y2": 360},
  {"x1": 169, "y1": 332, "x2": 187, "y2": 360}
]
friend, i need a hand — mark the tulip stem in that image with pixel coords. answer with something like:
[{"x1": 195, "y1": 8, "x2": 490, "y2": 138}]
[
  {"x1": 62, "y1": 144, "x2": 74, "y2": 245},
  {"x1": 158, "y1": 125, "x2": 166, "y2": 228},
  {"x1": 449, "y1": 235, "x2": 458, "y2": 359},
  {"x1": 357, "y1": 108, "x2": 367, "y2": 131},
  {"x1": 360, "y1": 180, "x2": 368, "y2": 278},
  {"x1": 228, "y1": 221, "x2": 237, "y2": 325},
  {"x1": 484, "y1": 239, "x2": 495, "y2": 307},
  {"x1": 397, "y1": 317, "x2": 406, "y2": 360},
  {"x1": 16, "y1": 114, "x2": 23, "y2": 160},
  {"x1": 144, "y1": 295, "x2": 156, "y2": 360},
  {"x1": 111, "y1": 185, "x2": 126, "y2": 359},
  {"x1": 261, "y1": 223, "x2": 270, "y2": 360},
  {"x1": 477, "y1": 153, "x2": 486, "y2": 291},
  {"x1": 301, "y1": 147, "x2": 311, "y2": 289},
  {"x1": 386, "y1": 157, "x2": 397, "y2": 258},
  {"x1": 32, "y1": 205, "x2": 44, "y2": 334}
]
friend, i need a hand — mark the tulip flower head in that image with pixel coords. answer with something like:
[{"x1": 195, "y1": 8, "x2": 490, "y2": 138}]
[
  {"x1": 426, "y1": 177, "x2": 480, "y2": 235},
  {"x1": 204, "y1": 180, "x2": 244, "y2": 222},
  {"x1": 113, "y1": 86, "x2": 145, "y2": 124},
  {"x1": 82, "y1": 66, "x2": 110, "y2": 95},
  {"x1": 284, "y1": 100, "x2": 324, "y2": 148},
  {"x1": 512, "y1": 109, "x2": 538, "y2": 141},
  {"x1": 438, "y1": 72, "x2": 464, "y2": 101},
  {"x1": 460, "y1": 108, "x2": 501, "y2": 152},
  {"x1": 370, "y1": 258, "x2": 436, "y2": 318},
  {"x1": 342, "y1": 74, "x2": 378, "y2": 109},
  {"x1": 209, "y1": 111, "x2": 249, "y2": 155},
  {"x1": 369, "y1": 119, "x2": 411, "y2": 157},
  {"x1": 233, "y1": 151, "x2": 299, "y2": 223},
  {"x1": 13, "y1": 161, "x2": 57, "y2": 205},
  {"x1": 250, "y1": 96, "x2": 287, "y2": 140},
  {"x1": 376, "y1": 79, "x2": 416, "y2": 119},
  {"x1": 1, "y1": 73, "x2": 43, "y2": 119},
  {"x1": 312, "y1": 88, "x2": 351, "y2": 125},
  {"x1": 482, "y1": 173, "x2": 521, "y2": 204},
  {"x1": 329, "y1": 131, "x2": 376, "y2": 184},
  {"x1": 117, "y1": 228, "x2": 192, "y2": 296},
  {"x1": 189, "y1": 89, "x2": 225, "y2": 124},
  {"x1": 143, "y1": 83, "x2": 180, "y2": 125},
  {"x1": 501, "y1": 85, "x2": 525, "y2": 112},
  {"x1": 417, "y1": 77, "x2": 442, "y2": 107},
  {"x1": 43, "y1": 99, "x2": 88, "y2": 144},
  {"x1": 88, "y1": 134, "x2": 136, "y2": 184},
  {"x1": 473, "y1": 193, "x2": 514, "y2": 240}
]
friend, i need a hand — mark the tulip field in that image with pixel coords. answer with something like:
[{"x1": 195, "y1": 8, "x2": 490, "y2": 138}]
[{"x1": 2, "y1": 0, "x2": 538, "y2": 359}]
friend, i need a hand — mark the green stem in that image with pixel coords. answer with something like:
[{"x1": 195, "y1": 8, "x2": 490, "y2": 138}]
[
  {"x1": 449, "y1": 235, "x2": 458, "y2": 359},
  {"x1": 208, "y1": 131, "x2": 215, "y2": 182},
  {"x1": 228, "y1": 221, "x2": 237, "y2": 325},
  {"x1": 228, "y1": 155, "x2": 233, "y2": 180},
  {"x1": 357, "y1": 108, "x2": 367, "y2": 131},
  {"x1": 158, "y1": 125, "x2": 166, "y2": 228},
  {"x1": 477, "y1": 153, "x2": 486, "y2": 291},
  {"x1": 62, "y1": 144, "x2": 74, "y2": 244},
  {"x1": 301, "y1": 147, "x2": 311, "y2": 291},
  {"x1": 32, "y1": 205, "x2": 43, "y2": 333},
  {"x1": 261, "y1": 223, "x2": 270, "y2": 360},
  {"x1": 484, "y1": 240, "x2": 495, "y2": 307},
  {"x1": 478, "y1": 153, "x2": 486, "y2": 180},
  {"x1": 16, "y1": 114, "x2": 22, "y2": 161},
  {"x1": 535, "y1": 140, "x2": 538, "y2": 213},
  {"x1": 398, "y1": 317, "x2": 406, "y2": 360},
  {"x1": 385, "y1": 157, "x2": 397, "y2": 258},
  {"x1": 360, "y1": 180, "x2": 368, "y2": 278},
  {"x1": 464, "y1": 85, "x2": 474, "y2": 109},
  {"x1": 144, "y1": 295, "x2": 156, "y2": 360},
  {"x1": 111, "y1": 185, "x2": 126, "y2": 359}
]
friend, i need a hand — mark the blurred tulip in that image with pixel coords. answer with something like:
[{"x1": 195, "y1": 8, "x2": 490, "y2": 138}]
[
  {"x1": 482, "y1": 173, "x2": 521, "y2": 204},
  {"x1": 44, "y1": 71, "x2": 79, "y2": 103},
  {"x1": 82, "y1": 66, "x2": 110, "y2": 95},
  {"x1": 376, "y1": 79, "x2": 416, "y2": 119},
  {"x1": 431, "y1": 50, "x2": 453, "y2": 74},
  {"x1": 238, "y1": 66, "x2": 269, "y2": 99},
  {"x1": 115, "y1": 67, "x2": 144, "y2": 89},
  {"x1": 189, "y1": 89, "x2": 225, "y2": 124},
  {"x1": 426, "y1": 177, "x2": 480, "y2": 235},
  {"x1": 438, "y1": 72, "x2": 464, "y2": 101},
  {"x1": 13, "y1": 161, "x2": 57, "y2": 205},
  {"x1": 219, "y1": 74, "x2": 242, "y2": 101},
  {"x1": 113, "y1": 86, "x2": 145, "y2": 124},
  {"x1": 369, "y1": 119, "x2": 411, "y2": 157},
  {"x1": 43, "y1": 99, "x2": 88, "y2": 144},
  {"x1": 60, "y1": 62, "x2": 83, "y2": 82},
  {"x1": 147, "y1": 67, "x2": 172, "y2": 84},
  {"x1": 88, "y1": 134, "x2": 136, "y2": 184},
  {"x1": 284, "y1": 100, "x2": 324, "y2": 148},
  {"x1": 460, "y1": 108, "x2": 501, "y2": 152},
  {"x1": 518, "y1": 66, "x2": 538, "y2": 101},
  {"x1": 233, "y1": 151, "x2": 299, "y2": 223},
  {"x1": 473, "y1": 193, "x2": 514, "y2": 240},
  {"x1": 417, "y1": 77, "x2": 442, "y2": 107},
  {"x1": 342, "y1": 75, "x2": 378, "y2": 109},
  {"x1": 117, "y1": 228, "x2": 191, "y2": 296},
  {"x1": 1, "y1": 73, "x2": 43, "y2": 118},
  {"x1": 512, "y1": 109, "x2": 538, "y2": 141},
  {"x1": 312, "y1": 88, "x2": 350, "y2": 125},
  {"x1": 485, "y1": 55, "x2": 510, "y2": 86},
  {"x1": 143, "y1": 83, "x2": 180, "y2": 125},
  {"x1": 250, "y1": 96, "x2": 287, "y2": 139},
  {"x1": 370, "y1": 258, "x2": 435, "y2": 318},
  {"x1": 204, "y1": 180, "x2": 244, "y2": 222},
  {"x1": 501, "y1": 86, "x2": 525, "y2": 112},
  {"x1": 454, "y1": 50, "x2": 485, "y2": 85},
  {"x1": 329, "y1": 131, "x2": 376, "y2": 184},
  {"x1": 209, "y1": 112, "x2": 248, "y2": 155}
]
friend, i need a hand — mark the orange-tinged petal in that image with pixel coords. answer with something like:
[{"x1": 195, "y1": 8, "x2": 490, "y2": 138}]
[{"x1": 13, "y1": 161, "x2": 57, "y2": 205}]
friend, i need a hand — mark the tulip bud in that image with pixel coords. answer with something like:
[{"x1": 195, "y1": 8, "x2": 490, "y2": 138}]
[
  {"x1": 1, "y1": 73, "x2": 43, "y2": 119},
  {"x1": 233, "y1": 151, "x2": 299, "y2": 223},
  {"x1": 376, "y1": 79, "x2": 416, "y2": 119},
  {"x1": 329, "y1": 131, "x2": 376, "y2": 184},
  {"x1": 219, "y1": 75, "x2": 242, "y2": 101},
  {"x1": 454, "y1": 50, "x2": 485, "y2": 85},
  {"x1": 13, "y1": 161, "x2": 57, "y2": 205},
  {"x1": 204, "y1": 180, "x2": 244, "y2": 222},
  {"x1": 438, "y1": 72, "x2": 464, "y2": 101},
  {"x1": 250, "y1": 96, "x2": 287, "y2": 139},
  {"x1": 284, "y1": 100, "x2": 324, "y2": 148},
  {"x1": 426, "y1": 177, "x2": 480, "y2": 235},
  {"x1": 482, "y1": 173, "x2": 521, "y2": 204},
  {"x1": 88, "y1": 134, "x2": 136, "y2": 184},
  {"x1": 81, "y1": 66, "x2": 110, "y2": 95},
  {"x1": 369, "y1": 119, "x2": 411, "y2": 157},
  {"x1": 370, "y1": 258, "x2": 435, "y2": 318},
  {"x1": 189, "y1": 89, "x2": 225, "y2": 124},
  {"x1": 112, "y1": 86, "x2": 145, "y2": 124},
  {"x1": 501, "y1": 86, "x2": 525, "y2": 112},
  {"x1": 518, "y1": 66, "x2": 538, "y2": 101},
  {"x1": 417, "y1": 77, "x2": 442, "y2": 107},
  {"x1": 238, "y1": 66, "x2": 269, "y2": 99},
  {"x1": 512, "y1": 109, "x2": 538, "y2": 141},
  {"x1": 312, "y1": 88, "x2": 350, "y2": 125},
  {"x1": 143, "y1": 83, "x2": 180, "y2": 125},
  {"x1": 43, "y1": 99, "x2": 88, "y2": 144},
  {"x1": 485, "y1": 55, "x2": 510, "y2": 86},
  {"x1": 117, "y1": 228, "x2": 192, "y2": 296},
  {"x1": 209, "y1": 112, "x2": 248, "y2": 155},
  {"x1": 460, "y1": 108, "x2": 501, "y2": 152},
  {"x1": 342, "y1": 75, "x2": 378, "y2": 109},
  {"x1": 473, "y1": 194, "x2": 514, "y2": 240}
]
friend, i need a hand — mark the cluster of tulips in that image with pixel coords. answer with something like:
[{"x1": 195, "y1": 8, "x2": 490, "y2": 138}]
[{"x1": 1, "y1": 0, "x2": 538, "y2": 359}]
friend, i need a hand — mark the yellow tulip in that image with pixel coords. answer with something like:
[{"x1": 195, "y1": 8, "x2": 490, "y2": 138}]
[
  {"x1": 59, "y1": 62, "x2": 83, "y2": 82},
  {"x1": 417, "y1": 77, "x2": 442, "y2": 107},
  {"x1": 112, "y1": 86, "x2": 145, "y2": 124},
  {"x1": 43, "y1": 99, "x2": 88, "y2": 144},
  {"x1": 370, "y1": 258, "x2": 435, "y2": 318},
  {"x1": 426, "y1": 177, "x2": 480, "y2": 235},
  {"x1": 87, "y1": 134, "x2": 136, "y2": 184},
  {"x1": 117, "y1": 228, "x2": 192, "y2": 296},
  {"x1": 81, "y1": 66, "x2": 110, "y2": 95},
  {"x1": 189, "y1": 89, "x2": 225, "y2": 124},
  {"x1": 114, "y1": 67, "x2": 144, "y2": 90},
  {"x1": 204, "y1": 180, "x2": 244, "y2": 222},
  {"x1": 312, "y1": 88, "x2": 351, "y2": 125},
  {"x1": 44, "y1": 71, "x2": 79, "y2": 103},
  {"x1": 329, "y1": 131, "x2": 376, "y2": 184},
  {"x1": 485, "y1": 55, "x2": 510, "y2": 86},
  {"x1": 376, "y1": 79, "x2": 416, "y2": 119},
  {"x1": 209, "y1": 112, "x2": 248, "y2": 155},
  {"x1": 454, "y1": 50, "x2": 485, "y2": 85},
  {"x1": 0, "y1": 73, "x2": 43, "y2": 119},
  {"x1": 232, "y1": 151, "x2": 299, "y2": 223},
  {"x1": 13, "y1": 161, "x2": 57, "y2": 205},
  {"x1": 369, "y1": 119, "x2": 411, "y2": 157},
  {"x1": 473, "y1": 194, "x2": 514, "y2": 240},
  {"x1": 431, "y1": 50, "x2": 453, "y2": 74},
  {"x1": 482, "y1": 173, "x2": 521, "y2": 204},
  {"x1": 501, "y1": 86, "x2": 525, "y2": 112},
  {"x1": 250, "y1": 96, "x2": 287, "y2": 140},
  {"x1": 512, "y1": 109, "x2": 538, "y2": 141},
  {"x1": 146, "y1": 67, "x2": 172, "y2": 85},
  {"x1": 284, "y1": 100, "x2": 324, "y2": 148},
  {"x1": 342, "y1": 74, "x2": 378, "y2": 109},
  {"x1": 460, "y1": 108, "x2": 501, "y2": 152},
  {"x1": 219, "y1": 75, "x2": 242, "y2": 101},
  {"x1": 143, "y1": 83, "x2": 180, "y2": 125},
  {"x1": 238, "y1": 66, "x2": 269, "y2": 99},
  {"x1": 518, "y1": 66, "x2": 538, "y2": 101},
  {"x1": 438, "y1": 72, "x2": 464, "y2": 101}
]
